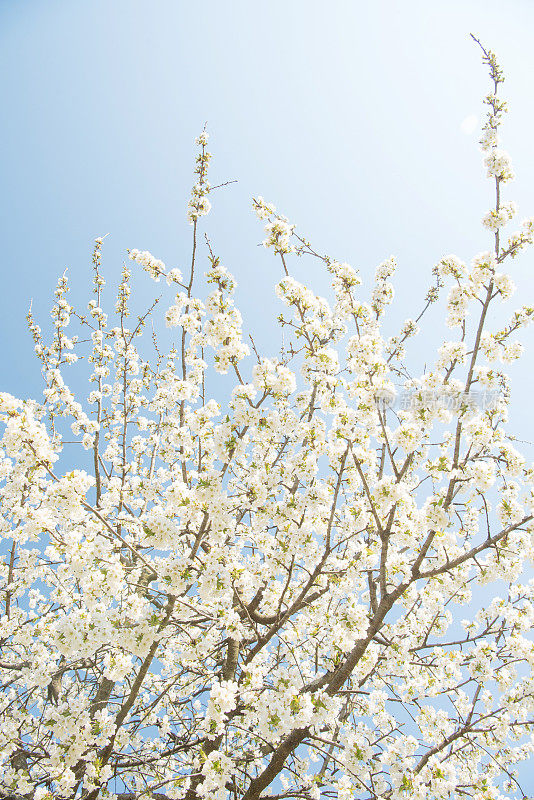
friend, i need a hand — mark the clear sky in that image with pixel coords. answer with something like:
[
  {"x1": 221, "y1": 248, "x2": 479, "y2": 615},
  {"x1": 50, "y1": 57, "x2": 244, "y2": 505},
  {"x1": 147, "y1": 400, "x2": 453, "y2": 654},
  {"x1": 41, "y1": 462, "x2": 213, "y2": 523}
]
[
  {"x1": 3, "y1": 0, "x2": 534, "y2": 407},
  {"x1": 2, "y1": 1, "x2": 534, "y2": 791}
]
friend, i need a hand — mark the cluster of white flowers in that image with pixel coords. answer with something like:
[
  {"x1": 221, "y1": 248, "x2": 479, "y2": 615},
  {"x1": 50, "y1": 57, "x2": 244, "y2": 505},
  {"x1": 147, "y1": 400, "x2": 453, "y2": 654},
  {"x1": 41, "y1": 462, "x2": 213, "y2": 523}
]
[
  {"x1": 187, "y1": 131, "x2": 212, "y2": 224},
  {"x1": 252, "y1": 358, "x2": 296, "y2": 397},
  {"x1": 253, "y1": 194, "x2": 277, "y2": 220},
  {"x1": 201, "y1": 261, "x2": 250, "y2": 373},
  {"x1": 263, "y1": 218, "x2": 294, "y2": 253},
  {"x1": 372, "y1": 256, "x2": 396, "y2": 317},
  {"x1": 436, "y1": 340, "x2": 468, "y2": 369},
  {"x1": 346, "y1": 330, "x2": 386, "y2": 376},
  {"x1": 328, "y1": 259, "x2": 361, "y2": 291},
  {"x1": 392, "y1": 422, "x2": 424, "y2": 454},
  {"x1": 446, "y1": 284, "x2": 473, "y2": 328},
  {"x1": 253, "y1": 196, "x2": 295, "y2": 254},
  {"x1": 494, "y1": 271, "x2": 516, "y2": 298},
  {"x1": 469, "y1": 250, "x2": 496, "y2": 287},
  {"x1": 482, "y1": 199, "x2": 517, "y2": 230},
  {"x1": 484, "y1": 148, "x2": 515, "y2": 181},
  {"x1": 480, "y1": 330, "x2": 523, "y2": 364},
  {"x1": 187, "y1": 188, "x2": 212, "y2": 224},
  {"x1": 480, "y1": 122, "x2": 499, "y2": 151},
  {"x1": 503, "y1": 216, "x2": 534, "y2": 260},
  {"x1": 128, "y1": 249, "x2": 169, "y2": 281},
  {"x1": 165, "y1": 292, "x2": 205, "y2": 333},
  {"x1": 468, "y1": 459, "x2": 496, "y2": 491},
  {"x1": 103, "y1": 650, "x2": 133, "y2": 681},
  {"x1": 434, "y1": 254, "x2": 466, "y2": 280},
  {"x1": 205, "y1": 679, "x2": 238, "y2": 735},
  {"x1": 197, "y1": 751, "x2": 233, "y2": 800}
]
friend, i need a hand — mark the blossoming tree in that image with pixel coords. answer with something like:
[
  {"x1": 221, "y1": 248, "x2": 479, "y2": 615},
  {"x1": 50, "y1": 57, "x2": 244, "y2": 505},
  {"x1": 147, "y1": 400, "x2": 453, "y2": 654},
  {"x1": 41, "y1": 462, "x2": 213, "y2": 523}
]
[{"x1": 3, "y1": 38, "x2": 534, "y2": 800}]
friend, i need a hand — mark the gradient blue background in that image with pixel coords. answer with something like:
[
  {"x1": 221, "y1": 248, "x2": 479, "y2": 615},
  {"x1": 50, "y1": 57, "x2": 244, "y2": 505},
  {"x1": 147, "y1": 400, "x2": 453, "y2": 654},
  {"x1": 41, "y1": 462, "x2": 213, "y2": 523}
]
[
  {"x1": 2, "y1": 1, "x2": 534, "y2": 407},
  {"x1": 2, "y1": 1, "x2": 534, "y2": 794}
]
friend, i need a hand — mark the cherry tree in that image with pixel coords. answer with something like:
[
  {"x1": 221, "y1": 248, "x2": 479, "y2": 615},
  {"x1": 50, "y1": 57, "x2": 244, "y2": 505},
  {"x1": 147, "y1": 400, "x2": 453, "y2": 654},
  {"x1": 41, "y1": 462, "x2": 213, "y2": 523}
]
[{"x1": 3, "y1": 38, "x2": 534, "y2": 800}]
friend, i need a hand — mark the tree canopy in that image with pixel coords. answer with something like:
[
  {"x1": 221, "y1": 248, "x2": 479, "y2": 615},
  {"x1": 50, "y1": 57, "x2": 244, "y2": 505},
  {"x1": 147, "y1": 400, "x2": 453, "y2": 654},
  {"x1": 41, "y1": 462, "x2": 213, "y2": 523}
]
[{"x1": 2, "y1": 38, "x2": 534, "y2": 800}]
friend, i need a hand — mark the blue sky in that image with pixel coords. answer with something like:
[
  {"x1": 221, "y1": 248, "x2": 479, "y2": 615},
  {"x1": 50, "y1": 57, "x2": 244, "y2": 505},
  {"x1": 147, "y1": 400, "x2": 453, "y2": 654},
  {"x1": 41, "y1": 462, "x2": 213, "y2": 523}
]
[
  {"x1": 3, "y1": 1, "x2": 534, "y2": 794},
  {"x1": 3, "y1": 0, "x2": 534, "y2": 416}
]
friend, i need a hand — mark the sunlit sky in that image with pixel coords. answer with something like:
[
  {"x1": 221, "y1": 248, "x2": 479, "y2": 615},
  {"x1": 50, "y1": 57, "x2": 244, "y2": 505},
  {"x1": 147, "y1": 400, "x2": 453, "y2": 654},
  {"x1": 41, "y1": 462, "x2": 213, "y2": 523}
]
[
  {"x1": 2, "y1": 1, "x2": 534, "y2": 790},
  {"x1": 3, "y1": 0, "x2": 534, "y2": 401}
]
